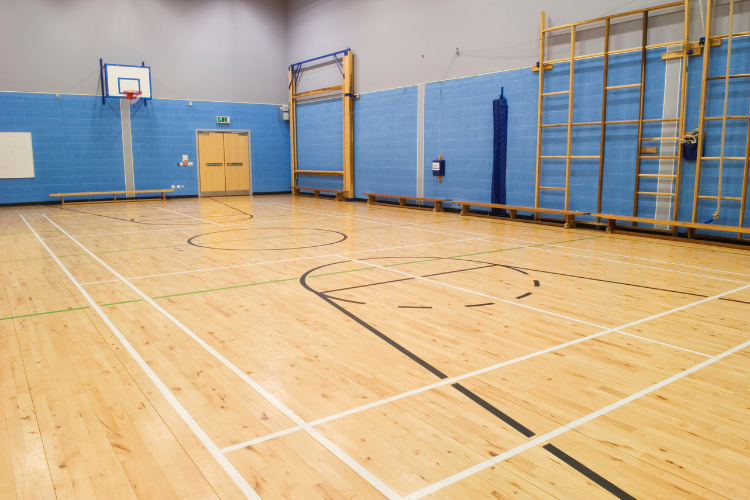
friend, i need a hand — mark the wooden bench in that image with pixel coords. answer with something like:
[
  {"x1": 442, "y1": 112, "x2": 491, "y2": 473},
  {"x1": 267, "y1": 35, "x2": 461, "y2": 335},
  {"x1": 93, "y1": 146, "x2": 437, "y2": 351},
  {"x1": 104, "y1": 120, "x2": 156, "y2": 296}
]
[
  {"x1": 592, "y1": 213, "x2": 750, "y2": 238},
  {"x1": 455, "y1": 201, "x2": 588, "y2": 228},
  {"x1": 362, "y1": 192, "x2": 450, "y2": 212},
  {"x1": 290, "y1": 186, "x2": 345, "y2": 201},
  {"x1": 49, "y1": 189, "x2": 174, "y2": 205}
]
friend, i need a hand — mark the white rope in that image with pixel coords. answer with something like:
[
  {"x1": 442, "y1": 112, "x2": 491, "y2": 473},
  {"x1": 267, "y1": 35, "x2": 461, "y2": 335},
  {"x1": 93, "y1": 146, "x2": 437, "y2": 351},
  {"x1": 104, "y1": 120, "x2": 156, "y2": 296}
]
[
  {"x1": 698, "y1": 0, "x2": 706, "y2": 38},
  {"x1": 713, "y1": 0, "x2": 734, "y2": 221}
]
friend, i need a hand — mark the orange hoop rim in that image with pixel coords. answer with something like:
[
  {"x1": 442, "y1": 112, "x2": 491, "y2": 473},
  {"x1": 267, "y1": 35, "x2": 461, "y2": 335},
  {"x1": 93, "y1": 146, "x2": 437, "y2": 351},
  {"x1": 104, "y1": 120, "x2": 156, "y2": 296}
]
[{"x1": 123, "y1": 90, "x2": 143, "y2": 104}]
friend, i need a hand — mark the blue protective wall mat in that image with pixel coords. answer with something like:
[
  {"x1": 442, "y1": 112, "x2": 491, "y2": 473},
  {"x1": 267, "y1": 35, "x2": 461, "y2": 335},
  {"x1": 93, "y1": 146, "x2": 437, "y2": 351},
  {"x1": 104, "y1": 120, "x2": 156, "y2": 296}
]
[{"x1": 491, "y1": 93, "x2": 508, "y2": 216}]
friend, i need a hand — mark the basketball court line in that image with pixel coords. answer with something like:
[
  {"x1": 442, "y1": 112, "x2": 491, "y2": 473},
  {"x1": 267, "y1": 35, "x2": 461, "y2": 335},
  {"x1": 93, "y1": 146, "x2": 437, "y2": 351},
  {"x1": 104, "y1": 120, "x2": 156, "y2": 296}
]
[
  {"x1": 40, "y1": 215, "x2": 345, "y2": 240},
  {"x1": 428, "y1": 226, "x2": 750, "y2": 281},
  {"x1": 220, "y1": 258, "x2": 723, "y2": 453},
  {"x1": 39, "y1": 214, "x2": 402, "y2": 500},
  {"x1": 20, "y1": 202, "x2": 750, "y2": 499},
  {"x1": 264, "y1": 200, "x2": 750, "y2": 285},
  {"x1": 157, "y1": 207, "x2": 225, "y2": 226},
  {"x1": 402, "y1": 325, "x2": 750, "y2": 499},
  {"x1": 20, "y1": 215, "x2": 263, "y2": 500},
  {"x1": 513, "y1": 238, "x2": 750, "y2": 278},
  {"x1": 76, "y1": 235, "x2": 497, "y2": 285},
  {"x1": 254, "y1": 201, "x2": 750, "y2": 282}
]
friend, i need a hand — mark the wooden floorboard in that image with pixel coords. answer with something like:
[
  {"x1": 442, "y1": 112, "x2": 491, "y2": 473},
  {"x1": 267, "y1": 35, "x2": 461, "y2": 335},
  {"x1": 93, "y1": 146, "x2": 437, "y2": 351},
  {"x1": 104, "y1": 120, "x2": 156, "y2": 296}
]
[{"x1": 0, "y1": 194, "x2": 748, "y2": 499}]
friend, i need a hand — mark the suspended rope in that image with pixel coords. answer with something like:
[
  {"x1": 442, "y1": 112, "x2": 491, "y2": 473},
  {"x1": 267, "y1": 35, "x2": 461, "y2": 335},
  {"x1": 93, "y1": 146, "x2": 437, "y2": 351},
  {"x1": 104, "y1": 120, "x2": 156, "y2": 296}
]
[
  {"x1": 710, "y1": 0, "x2": 734, "y2": 222},
  {"x1": 698, "y1": 0, "x2": 706, "y2": 38}
]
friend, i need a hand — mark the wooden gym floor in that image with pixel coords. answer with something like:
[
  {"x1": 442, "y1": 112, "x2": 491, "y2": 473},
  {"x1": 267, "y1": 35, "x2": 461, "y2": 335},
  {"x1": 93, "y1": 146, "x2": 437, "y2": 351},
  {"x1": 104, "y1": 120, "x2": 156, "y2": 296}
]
[{"x1": 1, "y1": 194, "x2": 749, "y2": 500}]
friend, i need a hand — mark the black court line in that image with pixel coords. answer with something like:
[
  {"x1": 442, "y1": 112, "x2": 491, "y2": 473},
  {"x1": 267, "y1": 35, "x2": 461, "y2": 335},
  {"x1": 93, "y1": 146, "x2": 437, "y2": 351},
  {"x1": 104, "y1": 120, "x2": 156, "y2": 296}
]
[
  {"x1": 325, "y1": 296, "x2": 366, "y2": 305},
  {"x1": 465, "y1": 303, "x2": 494, "y2": 308},
  {"x1": 451, "y1": 383, "x2": 534, "y2": 437},
  {"x1": 398, "y1": 306, "x2": 432, "y2": 309},
  {"x1": 322, "y1": 261, "x2": 531, "y2": 295},
  {"x1": 49, "y1": 204, "x2": 252, "y2": 226},
  {"x1": 512, "y1": 265, "x2": 750, "y2": 306},
  {"x1": 300, "y1": 257, "x2": 636, "y2": 500},
  {"x1": 543, "y1": 444, "x2": 638, "y2": 500},
  {"x1": 208, "y1": 197, "x2": 254, "y2": 217},
  {"x1": 718, "y1": 297, "x2": 750, "y2": 305},
  {"x1": 511, "y1": 266, "x2": 707, "y2": 297},
  {"x1": 187, "y1": 227, "x2": 347, "y2": 251},
  {"x1": 516, "y1": 292, "x2": 533, "y2": 299}
]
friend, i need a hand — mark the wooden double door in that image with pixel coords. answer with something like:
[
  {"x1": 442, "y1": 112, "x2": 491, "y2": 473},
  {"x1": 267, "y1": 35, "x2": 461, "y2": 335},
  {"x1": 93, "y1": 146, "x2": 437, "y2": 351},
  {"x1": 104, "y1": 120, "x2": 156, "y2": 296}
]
[{"x1": 198, "y1": 132, "x2": 251, "y2": 196}]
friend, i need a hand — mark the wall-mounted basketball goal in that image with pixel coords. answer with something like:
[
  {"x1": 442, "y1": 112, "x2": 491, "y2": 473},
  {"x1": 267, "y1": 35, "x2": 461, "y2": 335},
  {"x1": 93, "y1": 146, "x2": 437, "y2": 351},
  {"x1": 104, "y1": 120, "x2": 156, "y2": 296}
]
[{"x1": 99, "y1": 59, "x2": 152, "y2": 106}]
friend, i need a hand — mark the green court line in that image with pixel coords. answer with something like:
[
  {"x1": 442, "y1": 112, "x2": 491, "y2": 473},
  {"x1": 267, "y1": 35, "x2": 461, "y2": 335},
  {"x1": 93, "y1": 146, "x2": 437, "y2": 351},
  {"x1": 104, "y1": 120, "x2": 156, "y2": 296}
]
[
  {"x1": 0, "y1": 306, "x2": 90, "y2": 322},
  {"x1": 151, "y1": 234, "x2": 598, "y2": 300},
  {"x1": 0, "y1": 253, "x2": 86, "y2": 264},
  {"x1": 99, "y1": 299, "x2": 144, "y2": 307},
  {"x1": 152, "y1": 277, "x2": 299, "y2": 299},
  {"x1": 0, "y1": 256, "x2": 53, "y2": 264}
]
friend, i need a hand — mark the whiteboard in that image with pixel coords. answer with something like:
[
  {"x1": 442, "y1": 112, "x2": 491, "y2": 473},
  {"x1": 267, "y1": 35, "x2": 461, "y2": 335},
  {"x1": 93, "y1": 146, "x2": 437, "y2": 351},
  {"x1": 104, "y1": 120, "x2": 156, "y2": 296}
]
[{"x1": 0, "y1": 133, "x2": 35, "y2": 179}]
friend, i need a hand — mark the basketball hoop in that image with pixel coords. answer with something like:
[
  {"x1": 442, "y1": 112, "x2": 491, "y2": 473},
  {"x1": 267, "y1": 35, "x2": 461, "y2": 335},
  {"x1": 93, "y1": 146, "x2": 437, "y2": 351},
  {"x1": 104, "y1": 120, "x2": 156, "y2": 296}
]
[{"x1": 123, "y1": 90, "x2": 143, "y2": 105}]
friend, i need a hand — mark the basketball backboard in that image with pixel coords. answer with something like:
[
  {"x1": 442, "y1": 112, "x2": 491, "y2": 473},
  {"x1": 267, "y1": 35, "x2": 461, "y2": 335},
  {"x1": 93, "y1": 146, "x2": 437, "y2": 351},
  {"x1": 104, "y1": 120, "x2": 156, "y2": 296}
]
[{"x1": 103, "y1": 63, "x2": 152, "y2": 100}]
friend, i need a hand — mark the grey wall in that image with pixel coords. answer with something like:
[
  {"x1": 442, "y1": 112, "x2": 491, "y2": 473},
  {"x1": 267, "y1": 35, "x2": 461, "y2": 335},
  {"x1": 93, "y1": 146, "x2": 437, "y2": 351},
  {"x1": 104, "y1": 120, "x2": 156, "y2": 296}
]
[
  {"x1": 286, "y1": 0, "x2": 745, "y2": 95},
  {"x1": 0, "y1": 0, "x2": 289, "y2": 104}
]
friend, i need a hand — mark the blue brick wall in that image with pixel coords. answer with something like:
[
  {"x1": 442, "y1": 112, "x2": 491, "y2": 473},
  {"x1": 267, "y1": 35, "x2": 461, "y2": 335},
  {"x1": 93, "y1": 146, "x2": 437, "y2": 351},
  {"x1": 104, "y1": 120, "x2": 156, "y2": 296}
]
[
  {"x1": 4, "y1": 36, "x2": 749, "y2": 234},
  {"x1": 339, "y1": 37, "x2": 748, "y2": 236},
  {"x1": 354, "y1": 86, "x2": 418, "y2": 197},
  {"x1": 0, "y1": 93, "x2": 124, "y2": 204},
  {"x1": 0, "y1": 92, "x2": 289, "y2": 204},
  {"x1": 295, "y1": 98, "x2": 345, "y2": 191},
  {"x1": 131, "y1": 99, "x2": 290, "y2": 195},
  {"x1": 424, "y1": 70, "x2": 539, "y2": 205}
]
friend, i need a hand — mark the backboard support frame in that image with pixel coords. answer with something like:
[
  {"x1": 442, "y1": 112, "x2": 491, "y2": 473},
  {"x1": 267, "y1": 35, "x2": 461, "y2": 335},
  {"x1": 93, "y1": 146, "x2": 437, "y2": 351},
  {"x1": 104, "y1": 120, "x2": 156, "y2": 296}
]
[{"x1": 100, "y1": 59, "x2": 151, "y2": 107}]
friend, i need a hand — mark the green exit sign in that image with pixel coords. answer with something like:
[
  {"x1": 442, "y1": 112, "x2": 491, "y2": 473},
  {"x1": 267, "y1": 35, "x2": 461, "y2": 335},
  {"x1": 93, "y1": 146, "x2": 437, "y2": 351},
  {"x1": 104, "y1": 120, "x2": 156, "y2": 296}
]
[{"x1": 217, "y1": 116, "x2": 230, "y2": 124}]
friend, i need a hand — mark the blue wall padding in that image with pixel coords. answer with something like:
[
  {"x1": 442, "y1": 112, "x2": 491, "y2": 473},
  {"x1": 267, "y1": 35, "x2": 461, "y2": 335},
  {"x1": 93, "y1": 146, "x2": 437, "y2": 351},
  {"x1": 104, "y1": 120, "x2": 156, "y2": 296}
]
[{"x1": 491, "y1": 93, "x2": 508, "y2": 216}]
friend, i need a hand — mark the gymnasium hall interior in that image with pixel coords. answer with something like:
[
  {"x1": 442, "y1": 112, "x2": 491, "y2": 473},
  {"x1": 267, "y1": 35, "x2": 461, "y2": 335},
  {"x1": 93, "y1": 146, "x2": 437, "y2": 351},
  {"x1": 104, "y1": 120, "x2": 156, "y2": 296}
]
[{"x1": 1, "y1": 0, "x2": 749, "y2": 498}]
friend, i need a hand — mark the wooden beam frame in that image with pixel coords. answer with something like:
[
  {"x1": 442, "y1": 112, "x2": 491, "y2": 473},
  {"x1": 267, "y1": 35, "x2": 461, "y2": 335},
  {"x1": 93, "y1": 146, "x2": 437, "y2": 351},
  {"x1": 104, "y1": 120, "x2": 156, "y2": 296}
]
[
  {"x1": 536, "y1": 1, "x2": 691, "y2": 227},
  {"x1": 690, "y1": 0, "x2": 749, "y2": 238},
  {"x1": 691, "y1": 0, "x2": 713, "y2": 224},
  {"x1": 534, "y1": 11, "x2": 546, "y2": 213},
  {"x1": 343, "y1": 50, "x2": 354, "y2": 198},
  {"x1": 631, "y1": 11, "x2": 649, "y2": 223},
  {"x1": 670, "y1": 0, "x2": 691, "y2": 234},
  {"x1": 288, "y1": 49, "x2": 355, "y2": 199}
]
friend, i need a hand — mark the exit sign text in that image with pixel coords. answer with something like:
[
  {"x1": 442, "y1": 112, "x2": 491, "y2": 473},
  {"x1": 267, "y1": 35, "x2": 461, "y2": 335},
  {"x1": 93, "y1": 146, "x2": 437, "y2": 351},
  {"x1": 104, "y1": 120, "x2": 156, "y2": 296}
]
[{"x1": 217, "y1": 116, "x2": 230, "y2": 124}]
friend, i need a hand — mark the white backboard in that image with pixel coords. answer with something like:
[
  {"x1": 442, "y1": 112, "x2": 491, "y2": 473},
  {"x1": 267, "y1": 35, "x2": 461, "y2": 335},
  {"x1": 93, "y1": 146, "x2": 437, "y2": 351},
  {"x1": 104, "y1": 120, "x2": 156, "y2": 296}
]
[
  {"x1": 104, "y1": 64, "x2": 152, "y2": 99},
  {"x1": 0, "y1": 133, "x2": 35, "y2": 179}
]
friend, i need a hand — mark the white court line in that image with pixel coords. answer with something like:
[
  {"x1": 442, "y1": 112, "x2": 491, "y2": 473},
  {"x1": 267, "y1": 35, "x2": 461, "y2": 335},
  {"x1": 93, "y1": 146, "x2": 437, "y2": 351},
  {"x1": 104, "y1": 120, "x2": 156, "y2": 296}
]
[
  {"x1": 222, "y1": 261, "x2": 720, "y2": 454},
  {"x1": 338, "y1": 254, "x2": 611, "y2": 329},
  {"x1": 341, "y1": 214, "x2": 750, "y2": 286},
  {"x1": 78, "y1": 235, "x2": 494, "y2": 285},
  {"x1": 42, "y1": 215, "x2": 402, "y2": 500},
  {"x1": 158, "y1": 207, "x2": 224, "y2": 226},
  {"x1": 403, "y1": 321, "x2": 750, "y2": 499},
  {"x1": 259, "y1": 200, "x2": 750, "y2": 284},
  {"x1": 81, "y1": 199, "x2": 746, "y2": 291},
  {"x1": 21, "y1": 216, "x2": 262, "y2": 500},
  {"x1": 41, "y1": 215, "x2": 345, "y2": 240},
  {"x1": 528, "y1": 242, "x2": 750, "y2": 278}
]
